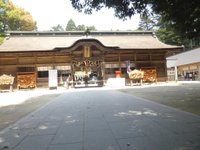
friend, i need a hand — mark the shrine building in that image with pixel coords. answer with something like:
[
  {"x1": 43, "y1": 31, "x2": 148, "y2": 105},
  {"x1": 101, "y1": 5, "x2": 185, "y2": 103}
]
[{"x1": 0, "y1": 31, "x2": 183, "y2": 89}]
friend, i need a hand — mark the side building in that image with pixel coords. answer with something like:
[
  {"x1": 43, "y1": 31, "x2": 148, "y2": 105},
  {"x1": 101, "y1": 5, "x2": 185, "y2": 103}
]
[
  {"x1": 0, "y1": 31, "x2": 183, "y2": 89},
  {"x1": 167, "y1": 47, "x2": 200, "y2": 81}
]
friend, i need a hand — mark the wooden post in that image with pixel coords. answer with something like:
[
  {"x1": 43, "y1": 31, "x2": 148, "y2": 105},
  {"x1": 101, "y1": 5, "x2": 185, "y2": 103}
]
[{"x1": 174, "y1": 65, "x2": 178, "y2": 82}]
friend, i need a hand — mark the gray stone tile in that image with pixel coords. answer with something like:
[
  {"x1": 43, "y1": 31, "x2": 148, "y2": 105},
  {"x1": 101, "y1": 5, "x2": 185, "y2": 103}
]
[
  {"x1": 48, "y1": 143, "x2": 82, "y2": 150},
  {"x1": 13, "y1": 135, "x2": 54, "y2": 150},
  {"x1": 52, "y1": 125, "x2": 82, "y2": 144},
  {"x1": 1, "y1": 89, "x2": 200, "y2": 150},
  {"x1": 109, "y1": 121, "x2": 145, "y2": 139},
  {"x1": 0, "y1": 127, "x2": 35, "y2": 149},
  {"x1": 59, "y1": 114, "x2": 84, "y2": 126},
  {"x1": 85, "y1": 118, "x2": 109, "y2": 131},
  {"x1": 109, "y1": 109, "x2": 155, "y2": 123},
  {"x1": 11, "y1": 117, "x2": 41, "y2": 130},
  {"x1": 153, "y1": 110, "x2": 200, "y2": 123},
  {"x1": 127, "y1": 119, "x2": 174, "y2": 137},
  {"x1": 104, "y1": 113, "x2": 128, "y2": 123},
  {"x1": 30, "y1": 121, "x2": 61, "y2": 136},
  {"x1": 118, "y1": 137, "x2": 170, "y2": 150},
  {"x1": 85, "y1": 110, "x2": 104, "y2": 119},
  {"x1": 166, "y1": 133, "x2": 200, "y2": 150},
  {"x1": 154, "y1": 118, "x2": 200, "y2": 134},
  {"x1": 84, "y1": 130, "x2": 120, "y2": 150},
  {"x1": 43, "y1": 115, "x2": 64, "y2": 122}
]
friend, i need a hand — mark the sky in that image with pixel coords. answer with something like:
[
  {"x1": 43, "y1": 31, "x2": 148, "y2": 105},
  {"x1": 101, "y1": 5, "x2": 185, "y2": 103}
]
[{"x1": 10, "y1": 0, "x2": 140, "y2": 31}]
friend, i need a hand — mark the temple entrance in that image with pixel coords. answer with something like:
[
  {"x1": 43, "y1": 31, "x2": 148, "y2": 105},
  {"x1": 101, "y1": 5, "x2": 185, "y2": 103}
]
[{"x1": 72, "y1": 58, "x2": 103, "y2": 87}]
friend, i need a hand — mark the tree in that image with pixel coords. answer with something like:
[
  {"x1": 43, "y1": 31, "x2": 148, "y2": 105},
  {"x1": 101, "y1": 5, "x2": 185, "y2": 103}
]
[
  {"x1": 70, "y1": 0, "x2": 200, "y2": 39},
  {"x1": 0, "y1": 0, "x2": 37, "y2": 31},
  {"x1": 65, "y1": 19, "x2": 97, "y2": 31},
  {"x1": 87, "y1": 26, "x2": 96, "y2": 31},
  {"x1": 0, "y1": 32, "x2": 4, "y2": 45},
  {"x1": 51, "y1": 24, "x2": 64, "y2": 31},
  {"x1": 0, "y1": 0, "x2": 8, "y2": 31},
  {"x1": 138, "y1": 12, "x2": 159, "y2": 30},
  {"x1": 155, "y1": 16, "x2": 200, "y2": 49},
  {"x1": 76, "y1": 24, "x2": 86, "y2": 31},
  {"x1": 151, "y1": 0, "x2": 200, "y2": 39},
  {"x1": 65, "y1": 19, "x2": 76, "y2": 31}
]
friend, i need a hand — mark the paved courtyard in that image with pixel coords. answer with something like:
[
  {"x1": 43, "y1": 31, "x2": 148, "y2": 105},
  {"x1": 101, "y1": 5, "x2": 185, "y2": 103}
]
[{"x1": 0, "y1": 88, "x2": 200, "y2": 150}]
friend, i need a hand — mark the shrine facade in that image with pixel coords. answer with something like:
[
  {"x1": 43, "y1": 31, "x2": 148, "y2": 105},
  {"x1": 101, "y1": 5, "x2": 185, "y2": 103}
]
[{"x1": 0, "y1": 31, "x2": 183, "y2": 88}]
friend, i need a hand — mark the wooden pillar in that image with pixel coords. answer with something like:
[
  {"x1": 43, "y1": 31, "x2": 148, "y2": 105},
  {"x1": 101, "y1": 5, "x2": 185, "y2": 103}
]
[
  {"x1": 174, "y1": 65, "x2": 178, "y2": 82},
  {"x1": 53, "y1": 53, "x2": 56, "y2": 69},
  {"x1": 134, "y1": 53, "x2": 137, "y2": 68},
  {"x1": 118, "y1": 52, "x2": 121, "y2": 71},
  {"x1": 150, "y1": 53, "x2": 152, "y2": 65},
  {"x1": 134, "y1": 53, "x2": 136, "y2": 61},
  {"x1": 70, "y1": 53, "x2": 75, "y2": 88},
  {"x1": 102, "y1": 55, "x2": 105, "y2": 86}
]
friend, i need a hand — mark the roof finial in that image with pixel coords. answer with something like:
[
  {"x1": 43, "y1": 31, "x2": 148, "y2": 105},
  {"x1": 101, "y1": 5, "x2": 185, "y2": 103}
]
[{"x1": 85, "y1": 28, "x2": 90, "y2": 37}]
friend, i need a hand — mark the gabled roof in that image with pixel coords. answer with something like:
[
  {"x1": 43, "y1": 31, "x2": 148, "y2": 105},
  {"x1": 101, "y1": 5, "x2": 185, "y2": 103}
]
[
  {"x1": 167, "y1": 47, "x2": 200, "y2": 67},
  {"x1": 0, "y1": 31, "x2": 183, "y2": 52}
]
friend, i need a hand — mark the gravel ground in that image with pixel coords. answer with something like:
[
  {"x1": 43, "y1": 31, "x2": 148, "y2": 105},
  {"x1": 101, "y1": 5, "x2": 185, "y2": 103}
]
[{"x1": 118, "y1": 82, "x2": 200, "y2": 116}]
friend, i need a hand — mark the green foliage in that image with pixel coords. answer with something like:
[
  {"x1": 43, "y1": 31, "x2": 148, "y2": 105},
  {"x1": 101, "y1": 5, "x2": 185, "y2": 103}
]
[
  {"x1": 66, "y1": 19, "x2": 76, "y2": 31},
  {"x1": 76, "y1": 24, "x2": 86, "y2": 31},
  {"x1": 156, "y1": 17, "x2": 200, "y2": 49},
  {"x1": 51, "y1": 24, "x2": 64, "y2": 31},
  {"x1": 137, "y1": 11, "x2": 200, "y2": 49},
  {"x1": 151, "y1": 0, "x2": 200, "y2": 39},
  {"x1": 0, "y1": 0, "x2": 37, "y2": 31},
  {"x1": 0, "y1": 33, "x2": 5, "y2": 45},
  {"x1": 156, "y1": 28, "x2": 183, "y2": 46},
  {"x1": 65, "y1": 19, "x2": 96, "y2": 31},
  {"x1": 87, "y1": 26, "x2": 96, "y2": 31},
  {"x1": 70, "y1": 0, "x2": 200, "y2": 39},
  {"x1": 138, "y1": 12, "x2": 159, "y2": 30},
  {"x1": 0, "y1": 0, "x2": 7, "y2": 31}
]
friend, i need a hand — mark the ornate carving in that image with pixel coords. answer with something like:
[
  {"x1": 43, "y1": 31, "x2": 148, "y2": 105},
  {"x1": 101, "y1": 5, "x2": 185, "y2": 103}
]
[
  {"x1": 0, "y1": 74, "x2": 14, "y2": 85},
  {"x1": 72, "y1": 59, "x2": 101, "y2": 68},
  {"x1": 127, "y1": 70, "x2": 144, "y2": 79},
  {"x1": 17, "y1": 73, "x2": 36, "y2": 89},
  {"x1": 125, "y1": 60, "x2": 144, "y2": 80},
  {"x1": 0, "y1": 74, "x2": 14, "y2": 91},
  {"x1": 141, "y1": 68, "x2": 157, "y2": 82}
]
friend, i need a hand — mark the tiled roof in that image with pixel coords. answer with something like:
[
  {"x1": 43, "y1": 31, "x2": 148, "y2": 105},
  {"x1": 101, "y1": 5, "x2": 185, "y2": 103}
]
[
  {"x1": 167, "y1": 47, "x2": 200, "y2": 67},
  {"x1": 0, "y1": 31, "x2": 183, "y2": 52}
]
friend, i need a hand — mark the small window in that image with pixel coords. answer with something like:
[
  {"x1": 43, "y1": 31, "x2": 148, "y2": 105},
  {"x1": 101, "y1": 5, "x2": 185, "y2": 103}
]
[
  {"x1": 17, "y1": 67, "x2": 35, "y2": 72},
  {"x1": 38, "y1": 71, "x2": 48, "y2": 78}
]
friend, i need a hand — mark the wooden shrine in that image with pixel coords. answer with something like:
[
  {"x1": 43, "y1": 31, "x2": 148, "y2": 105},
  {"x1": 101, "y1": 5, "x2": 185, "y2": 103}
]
[{"x1": 0, "y1": 31, "x2": 183, "y2": 89}]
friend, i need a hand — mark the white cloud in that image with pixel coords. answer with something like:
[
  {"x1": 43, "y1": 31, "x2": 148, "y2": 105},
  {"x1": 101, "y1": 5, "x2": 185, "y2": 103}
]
[{"x1": 11, "y1": 0, "x2": 140, "y2": 31}]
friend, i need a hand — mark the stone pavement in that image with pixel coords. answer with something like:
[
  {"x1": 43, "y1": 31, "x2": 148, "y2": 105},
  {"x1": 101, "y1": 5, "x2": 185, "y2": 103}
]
[{"x1": 0, "y1": 88, "x2": 200, "y2": 150}]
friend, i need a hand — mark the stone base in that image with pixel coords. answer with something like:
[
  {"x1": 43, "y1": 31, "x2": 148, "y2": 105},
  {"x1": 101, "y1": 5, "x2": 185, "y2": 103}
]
[{"x1": 106, "y1": 78, "x2": 125, "y2": 88}]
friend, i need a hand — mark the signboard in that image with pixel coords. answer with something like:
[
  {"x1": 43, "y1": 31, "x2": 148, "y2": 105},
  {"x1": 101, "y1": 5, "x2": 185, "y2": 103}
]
[
  {"x1": 167, "y1": 70, "x2": 175, "y2": 76},
  {"x1": 167, "y1": 59, "x2": 177, "y2": 68},
  {"x1": 48, "y1": 69, "x2": 58, "y2": 89}
]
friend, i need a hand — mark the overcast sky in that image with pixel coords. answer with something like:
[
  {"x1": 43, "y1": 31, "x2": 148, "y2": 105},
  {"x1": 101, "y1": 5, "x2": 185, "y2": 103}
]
[{"x1": 10, "y1": 0, "x2": 140, "y2": 31}]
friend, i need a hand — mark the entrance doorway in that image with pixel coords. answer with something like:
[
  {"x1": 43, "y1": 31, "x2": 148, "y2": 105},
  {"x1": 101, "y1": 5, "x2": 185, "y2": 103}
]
[{"x1": 72, "y1": 59, "x2": 103, "y2": 87}]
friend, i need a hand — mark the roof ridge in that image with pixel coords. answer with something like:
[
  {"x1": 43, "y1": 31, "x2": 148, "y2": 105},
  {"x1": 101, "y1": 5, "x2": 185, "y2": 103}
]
[{"x1": 6, "y1": 30, "x2": 154, "y2": 37}]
